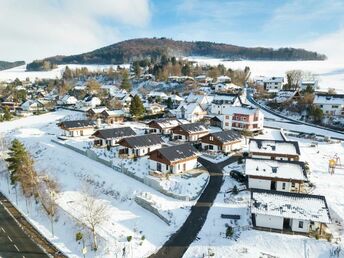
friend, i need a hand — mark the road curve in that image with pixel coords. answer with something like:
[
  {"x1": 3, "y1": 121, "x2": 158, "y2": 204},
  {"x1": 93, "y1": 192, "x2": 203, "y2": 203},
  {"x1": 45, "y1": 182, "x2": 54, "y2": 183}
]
[
  {"x1": 247, "y1": 93, "x2": 344, "y2": 139},
  {"x1": 149, "y1": 155, "x2": 239, "y2": 258}
]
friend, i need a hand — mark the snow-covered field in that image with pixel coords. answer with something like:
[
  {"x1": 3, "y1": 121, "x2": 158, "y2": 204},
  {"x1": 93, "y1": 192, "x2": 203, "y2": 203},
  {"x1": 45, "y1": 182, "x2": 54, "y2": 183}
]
[
  {"x1": 0, "y1": 111, "x2": 197, "y2": 258},
  {"x1": 184, "y1": 129, "x2": 344, "y2": 258},
  {"x1": 188, "y1": 57, "x2": 344, "y2": 93},
  {"x1": 1, "y1": 58, "x2": 343, "y2": 93},
  {"x1": 0, "y1": 64, "x2": 129, "y2": 81}
]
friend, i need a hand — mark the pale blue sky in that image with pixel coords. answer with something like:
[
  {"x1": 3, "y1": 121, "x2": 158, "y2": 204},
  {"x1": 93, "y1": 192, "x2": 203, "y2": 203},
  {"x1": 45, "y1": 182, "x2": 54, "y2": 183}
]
[{"x1": 0, "y1": 0, "x2": 343, "y2": 60}]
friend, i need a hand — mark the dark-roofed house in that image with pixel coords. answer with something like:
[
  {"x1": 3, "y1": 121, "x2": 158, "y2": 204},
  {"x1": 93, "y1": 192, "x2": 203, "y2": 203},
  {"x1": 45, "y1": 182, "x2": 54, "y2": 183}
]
[
  {"x1": 149, "y1": 143, "x2": 199, "y2": 174},
  {"x1": 118, "y1": 134, "x2": 164, "y2": 158},
  {"x1": 245, "y1": 158, "x2": 308, "y2": 193},
  {"x1": 147, "y1": 119, "x2": 182, "y2": 135},
  {"x1": 251, "y1": 189, "x2": 331, "y2": 234},
  {"x1": 249, "y1": 139, "x2": 301, "y2": 161},
  {"x1": 86, "y1": 107, "x2": 107, "y2": 120},
  {"x1": 200, "y1": 130, "x2": 242, "y2": 153},
  {"x1": 100, "y1": 110, "x2": 125, "y2": 124},
  {"x1": 58, "y1": 120, "x2": 96, "y2": 137},
  {"x1": 92, "y1": 127, "x2": 136, "y2": 147},
  {"x1": 171, "y1": 122, "x2": 209, "y2": 142}
]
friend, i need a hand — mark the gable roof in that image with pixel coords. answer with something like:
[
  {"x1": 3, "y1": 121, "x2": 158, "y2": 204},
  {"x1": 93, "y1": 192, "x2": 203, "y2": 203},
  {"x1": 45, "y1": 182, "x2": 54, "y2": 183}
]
[
  {"x1": 250, "y1": 189, "x2": 331, "y2": 223},
  {"x1": 119, "y1": 134, "x2": 164, "y2": 148},
  {"x1": 177, "y1": 122, "x2": 208, "y2": 133},
  {"x1": 206, "y1": 130, "x2": 242, "y2": 143},
  {"x1": 92, "y1": 127, "x2": 136, "y2": 139},
  {"x1": 152, "y1": 143, "x2": 198, "y2": 163},
  {"x1": 245, "y1": 158, "x2": 308, "y2": 181},
  {"x1": 249, "y1": 139, "x2": 300, "y2": 156},
  {"x1": 148, "y1": 119, "x2": 182, "y2": 129},
  {"x1": 102, "y1": 109, "x2": 125, "y2": 117},
  {"x1": 59, "y1": 120, "x2": 96, "y2": 129}
]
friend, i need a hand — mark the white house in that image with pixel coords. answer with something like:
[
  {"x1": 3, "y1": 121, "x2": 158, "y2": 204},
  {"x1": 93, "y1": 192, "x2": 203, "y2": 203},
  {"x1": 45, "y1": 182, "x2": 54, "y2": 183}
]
[
  {"x1": 174, "y1": 102, "x2": 207, "y2": 123},
  {"x1": 249, "y1": 139, "x2": 301, "y2": 161},
  {"x1": 118, "y1": 134, "x2": 164, "y2": 158},
  {"x1": 300, "y1": 80, "x2": 318, "y2": 91},
  {"x1": 245, "y1": 158, "x2": 308, "y2": 192},
  {"x1": 221, "y1": 106, "x2": 264, "y2": 132},
  {"x1": 149, "y1": 143, "x2": 199, "y2": 174},
  {"x1": 60, "y1": 95, "x2": 78, "y2": 105},
  {"x1": 210, "y1": 93, "x2": 242, "y2": 115},
  {"x1": 216, "y1": 75, "x2": 231, "y2": 84},
  {"x1": 58, "y1": 120, "x2": 96, "y2": 137},
  {"x1": 313, "y1": 94, "x2": 344, "y2": 117},
  {"x1": 147, "y1": 119, "x2": 182, "y2": 135},
  {"x1": 20, "y1": 100, "x2": 44, "y2": 112},
  {"x1": 214, "y1": 83, "x2": 241, "y2": 93},
  {"x1": 264, "y1": 77, "x2": 284, "y2": 92},
  {"x1": 251, "y1": 189, "x2": 331, "y2": 234}
]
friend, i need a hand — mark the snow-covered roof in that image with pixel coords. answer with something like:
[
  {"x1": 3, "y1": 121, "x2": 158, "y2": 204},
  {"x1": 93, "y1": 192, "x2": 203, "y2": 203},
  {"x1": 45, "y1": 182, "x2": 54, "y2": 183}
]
[
  {"x1": 245, "y1": 158, "x2": 307, "y2": 181},
  {"x1": 264, "y1": 77, "x2": 284, "y2": 83},
  {"x1": 249, "y1": 139, "x2": 300, "y2": 156},
  {"x1": 118, "y1": 134, "x2": 164, "y2": 148},
  {"x1": 314, "y1": 94, "x2": 344, "y2": 106},
  {"x1": 102, "y1": 110, "x2": 125, "y2": 117},
  {"x1": 212, "y1": 93, "x2": 239, "y2": 104},
  {"x1": 177, "y1": 122, "x2": 208, "y2": 134},
  {"x1": 177, "y1": 102, "x2": 204, "y2": 114},
  {"x1": 148, "y1": 119, "x2": 181, "y2": 129},
  {"x1": 251, "y1": 189, "x2": 331, "y2": 224},
  {"x1": 224, "y1": 106, "x2": 261, "y2": 116},
  {"x1": 88, "y1": 107, "x2": 107, "y2": 114},
  {"x1": 148, "y1": 91, "x2": 168, "y2": 98},
  {"x1": 274, "y1": 90, "x2": 298, "y2": 103}
]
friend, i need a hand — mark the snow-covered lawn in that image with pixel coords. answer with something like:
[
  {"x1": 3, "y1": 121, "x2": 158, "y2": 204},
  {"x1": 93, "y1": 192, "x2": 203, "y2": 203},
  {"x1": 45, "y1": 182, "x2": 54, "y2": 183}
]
[{"x1": 0, "y1": 111, "x2": 197, "y2": 258}]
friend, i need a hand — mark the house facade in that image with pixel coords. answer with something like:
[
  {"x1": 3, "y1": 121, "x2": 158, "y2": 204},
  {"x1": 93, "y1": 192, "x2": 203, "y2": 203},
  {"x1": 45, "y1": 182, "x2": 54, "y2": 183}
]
[
  {"x1": 147, "y1": 119, "x2": 182, "y2": 135},
  {"x1": 118, "y1": 134, "x2": 164, "y2": 158},
  {"x1": 175, "y1": 102, "x2": 207, "y2": 123},
  {"x1": 149, "y1": 143, "x2": 199, "y2": 174},
  {"x1": 221, "y1": 107, "x2": 264, "y2": 132},
  {"x1": 200, "y1": 130, "x2": 242, "y2": 153},
  {"x1": 313, "y1": 94, "x2": 344, "y2": 117},
  {"x1": 58, "y1": 120, "x2": 96, "y2": 137},
  {"x1": 251, "y1": 189, "x2": 331, "y2": 234},
  {"x1": 263, "y1": 77, "x2": 284, "y2": 92},
  {"x1": 245, "y1": 158, "x2": 308, "y2": 193},
  {"x1": 93, "y1": 127, "x2": 136, "y2": 147},
  {"x1": 171, "y1": 123, "x2": 209, "y2": 142},
  {"x1": 100, "y1": 110, "x2": 125, "y2": 124}
]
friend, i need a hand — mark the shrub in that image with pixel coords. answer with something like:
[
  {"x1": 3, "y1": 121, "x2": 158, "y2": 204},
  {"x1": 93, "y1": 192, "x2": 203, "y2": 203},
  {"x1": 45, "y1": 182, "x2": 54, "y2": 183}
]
[
  {"x1": 127, "y1": 236, "x2": 132, "y2": 242},
  {"x1": 226, "y1": 226, "x2": 234, "y2": 238},
  {"x1": 232, "y1": 185, "x2": 239, "y2": 195},
  {"x1": 75, "y1": 232, "x2": 83, "y2": 241}
]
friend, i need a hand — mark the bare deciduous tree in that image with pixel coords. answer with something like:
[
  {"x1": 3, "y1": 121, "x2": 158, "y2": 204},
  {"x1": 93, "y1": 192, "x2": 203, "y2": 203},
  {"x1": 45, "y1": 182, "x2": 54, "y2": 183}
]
[{"x1": 80, "y1": 189, "x2": 109, "y2": 250}]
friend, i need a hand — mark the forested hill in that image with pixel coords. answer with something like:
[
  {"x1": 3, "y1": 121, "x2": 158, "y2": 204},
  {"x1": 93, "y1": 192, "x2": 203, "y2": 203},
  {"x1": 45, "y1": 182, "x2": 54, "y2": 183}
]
[
  {"x1": 28, "y1": 37, "x2": 326, "y2": 69},
  {"x1": 0, "y1": 60, "x2": 25, "y2": 71}
]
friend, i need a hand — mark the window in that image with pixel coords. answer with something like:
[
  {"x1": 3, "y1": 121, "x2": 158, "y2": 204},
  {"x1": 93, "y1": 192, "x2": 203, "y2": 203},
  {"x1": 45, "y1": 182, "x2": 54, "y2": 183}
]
[
  {"x1": 282, "y1": 183, "x2": 286, "y2": 190},
  {"x1": 210, "y1": 136, "x2": 214, "y2": 141},
  {"x1": 332, "y1": 105, "x2": 339, "y2": 108},
  {"x1": 225, "y1": 115, "x2": 230, "y2": 119},
  {"x1": 225, "y1": 122, "x2": 229, "y2": 126},
  {"x1": 298, "y1": 221, "x2": 304, "y2": 228}
]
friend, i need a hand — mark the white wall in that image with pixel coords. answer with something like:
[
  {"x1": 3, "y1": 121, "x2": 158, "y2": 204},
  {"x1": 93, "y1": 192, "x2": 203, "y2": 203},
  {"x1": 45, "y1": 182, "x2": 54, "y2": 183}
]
[
  {"x1": 276, "y1": 181, "x2": 291, "y2": 192},
  {"x1": 291, "y1": 219, "x2": 310, "y2": 233},
  {"x1": 149, "y1": 160, "x2": 170, "y2": 173},
  {"x1": 172, "y1": 158, "x2": 198, "y2": 173},
  {"x1": 255, "y1": 214, "x2": 283, "y2": 230},
  {"x1": 248, "y1": 178, "x2": 271, "y2": 190}
]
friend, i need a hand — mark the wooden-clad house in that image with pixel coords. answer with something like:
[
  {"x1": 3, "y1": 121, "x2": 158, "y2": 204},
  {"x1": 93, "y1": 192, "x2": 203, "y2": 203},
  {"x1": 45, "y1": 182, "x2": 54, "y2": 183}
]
[
  {"x1": 92, "y1": 127, "x2": 136, "y2": 147},
  {"x1": 100, "y1": 110, "x2": 125, "y2": 124},
  {"x1": 118, "y1": 134, "x2": 164, "y2": 158},
  {"x1": 171, "y1": 122, "x2": 209, "y2": 142},
  {"x1": 149, "y1": 143, "x2": 199, "y2": 174},
  {"x1": 200, "y1": 130, "x2": 242, "y2": 153}
]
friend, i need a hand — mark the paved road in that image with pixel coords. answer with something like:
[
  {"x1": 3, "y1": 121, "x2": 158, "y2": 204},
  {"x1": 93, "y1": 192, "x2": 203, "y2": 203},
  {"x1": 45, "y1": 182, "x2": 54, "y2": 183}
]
[
  {"x1": 246, "y1": 93, "x2": 344, "y2": 139},
  {"x1": 0, "y1": 202, "x2": 49, "y2": 258},
  {"x1": 149, "y1": 155, "x2": 239, "y2": 258}
]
